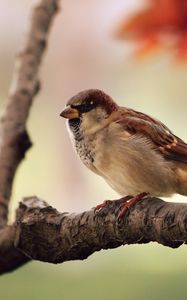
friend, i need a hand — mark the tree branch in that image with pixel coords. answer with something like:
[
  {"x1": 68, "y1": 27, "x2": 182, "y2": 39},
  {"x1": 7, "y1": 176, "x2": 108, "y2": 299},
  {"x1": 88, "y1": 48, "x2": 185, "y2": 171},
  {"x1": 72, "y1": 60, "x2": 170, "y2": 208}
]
[
  {"x1": 2, "y1": 193, "x2": 187, "y2": 275},
  {"x1": 13, "y1": 196, "x2": 187, "y2": 263},
  {"x1": 0, "y1": 0, "x2": 59, "y2": 228},
  {"x1": 0, "y1": 0, "x2": 60, "y2": 274}
]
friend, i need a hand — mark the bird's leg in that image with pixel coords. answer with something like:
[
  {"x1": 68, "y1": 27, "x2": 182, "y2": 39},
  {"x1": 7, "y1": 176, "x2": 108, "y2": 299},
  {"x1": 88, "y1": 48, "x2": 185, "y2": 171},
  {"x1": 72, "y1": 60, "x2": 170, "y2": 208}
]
[
  {"x1": 94, "y1": 195, "x2": 132, "y2": 212},
  {"x1": 118, "y1": 192, "x2": 148, "y2": 221},
  {"x1": 94, "y1": 200, "x2": 113, "y2": 212}
]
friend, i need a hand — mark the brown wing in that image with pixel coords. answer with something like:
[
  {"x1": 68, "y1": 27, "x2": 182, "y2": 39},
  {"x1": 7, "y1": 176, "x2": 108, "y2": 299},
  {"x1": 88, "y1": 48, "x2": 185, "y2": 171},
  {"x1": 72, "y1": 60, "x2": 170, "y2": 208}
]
[{"x1": 116, "y1": 108, "x2": 187, "y2": 163}]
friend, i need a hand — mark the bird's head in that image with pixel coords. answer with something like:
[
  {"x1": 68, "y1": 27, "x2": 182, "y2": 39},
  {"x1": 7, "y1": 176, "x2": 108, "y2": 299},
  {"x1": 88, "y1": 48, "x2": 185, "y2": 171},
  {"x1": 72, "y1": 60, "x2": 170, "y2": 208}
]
[{"x1": 60, "y1": 89, "x2": 118, "y2": 136}]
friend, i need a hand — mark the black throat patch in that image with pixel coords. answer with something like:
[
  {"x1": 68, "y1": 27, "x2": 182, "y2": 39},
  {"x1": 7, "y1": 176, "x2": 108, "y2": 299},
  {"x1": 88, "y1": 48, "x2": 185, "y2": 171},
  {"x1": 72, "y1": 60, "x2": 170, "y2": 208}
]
[{"x1": 68, "y1": 118, "x2": 83, "y2": 142}]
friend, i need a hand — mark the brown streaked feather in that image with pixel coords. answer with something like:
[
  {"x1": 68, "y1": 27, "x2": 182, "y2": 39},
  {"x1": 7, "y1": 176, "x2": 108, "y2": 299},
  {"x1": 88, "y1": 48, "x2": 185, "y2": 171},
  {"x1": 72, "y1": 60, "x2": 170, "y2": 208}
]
[{"x1": 116, "y1": 108, "x2": 187, "y2": 163}]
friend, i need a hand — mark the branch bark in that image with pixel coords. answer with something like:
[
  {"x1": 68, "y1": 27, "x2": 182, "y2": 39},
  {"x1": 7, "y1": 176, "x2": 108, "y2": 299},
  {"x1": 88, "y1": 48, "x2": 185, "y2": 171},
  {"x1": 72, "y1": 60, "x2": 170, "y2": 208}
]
[
  {"x1": 2, "y1": 193, "x2": 187, "y2": 274},
  {"x1": 0, "y1": 0, "x2": 59, "y2": 228},
  {"x1": 0, "y1": 0, "x2": 60, "y2": 274},
  {"x1": 13, "y1": 196, "x2": 187, "y2": 263}
]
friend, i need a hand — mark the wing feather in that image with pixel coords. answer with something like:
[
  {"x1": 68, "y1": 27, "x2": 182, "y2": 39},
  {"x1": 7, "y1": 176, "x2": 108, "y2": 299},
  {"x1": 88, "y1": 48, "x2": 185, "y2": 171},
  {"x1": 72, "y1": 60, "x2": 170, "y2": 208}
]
[{"x1": 116, "y1": 108, "x2": 187, "y2": 163}]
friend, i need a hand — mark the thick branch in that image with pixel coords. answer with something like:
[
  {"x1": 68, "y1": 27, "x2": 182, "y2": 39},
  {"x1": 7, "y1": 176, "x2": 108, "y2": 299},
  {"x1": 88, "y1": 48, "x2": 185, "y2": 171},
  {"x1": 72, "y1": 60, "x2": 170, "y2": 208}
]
[
  {"x1": 1, "y1": 195, "x2": 187, "y2": 275},
  {"x1": 12, "y1": 196, "x2": 187, "y2": 264},
  {"x1": 0, "y1": 226, "x2": 30, "y2": 273},
  {"x1": 0, "y1": 0, "x2": 59, "y2": 228}
]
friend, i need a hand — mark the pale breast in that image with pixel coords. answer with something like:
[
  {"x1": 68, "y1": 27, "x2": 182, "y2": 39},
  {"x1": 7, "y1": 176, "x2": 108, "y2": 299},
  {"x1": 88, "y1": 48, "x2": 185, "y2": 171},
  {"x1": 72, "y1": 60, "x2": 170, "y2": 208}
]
[
  {"x1": 92, "y1": 127, "x2": 177, "y2": 197},
  {"x1": 70, "y1": 121, "x2": 177, "y2": 197}
]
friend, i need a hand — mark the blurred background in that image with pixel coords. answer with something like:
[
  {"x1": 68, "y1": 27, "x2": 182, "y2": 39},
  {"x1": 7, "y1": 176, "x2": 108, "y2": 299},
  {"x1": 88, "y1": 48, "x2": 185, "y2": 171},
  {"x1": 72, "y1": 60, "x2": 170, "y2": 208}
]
[{"x1": 1, "y1": 0, "x2": 187, "y2": 299}]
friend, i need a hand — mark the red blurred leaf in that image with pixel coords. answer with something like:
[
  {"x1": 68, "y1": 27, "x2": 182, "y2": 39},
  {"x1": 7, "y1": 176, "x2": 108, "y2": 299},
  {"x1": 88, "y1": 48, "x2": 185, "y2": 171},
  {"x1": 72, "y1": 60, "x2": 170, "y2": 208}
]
[{"x1": 115, "y1": 0, "x2": 187, "y2": 61}]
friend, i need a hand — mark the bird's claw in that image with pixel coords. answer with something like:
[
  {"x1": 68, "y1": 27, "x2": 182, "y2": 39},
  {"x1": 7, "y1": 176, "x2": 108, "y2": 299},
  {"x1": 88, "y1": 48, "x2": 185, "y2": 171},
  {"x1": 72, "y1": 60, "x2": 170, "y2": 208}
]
[
  {"x1": 117, "y1": 192, "x2": 149, "y2": 222},
  {"x1": 94, "y1": 192, "x2": 149, "y2": 221},
  {"x1": 94, "y1": 200, "x2": 113, "y2": 212}
]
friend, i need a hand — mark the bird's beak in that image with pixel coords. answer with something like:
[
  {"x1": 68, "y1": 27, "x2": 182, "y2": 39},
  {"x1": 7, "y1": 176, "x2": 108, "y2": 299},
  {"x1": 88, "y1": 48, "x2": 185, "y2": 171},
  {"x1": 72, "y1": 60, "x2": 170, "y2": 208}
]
[{"x1": 60, "y1": 106, "x2": 79, "y2": 119}]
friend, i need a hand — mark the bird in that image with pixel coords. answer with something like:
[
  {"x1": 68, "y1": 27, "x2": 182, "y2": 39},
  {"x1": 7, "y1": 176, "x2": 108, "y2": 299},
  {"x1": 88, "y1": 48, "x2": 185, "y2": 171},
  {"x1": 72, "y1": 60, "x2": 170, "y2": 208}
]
[{"x1": 60, "y1": 89, "x2": 187, "y2": 219}]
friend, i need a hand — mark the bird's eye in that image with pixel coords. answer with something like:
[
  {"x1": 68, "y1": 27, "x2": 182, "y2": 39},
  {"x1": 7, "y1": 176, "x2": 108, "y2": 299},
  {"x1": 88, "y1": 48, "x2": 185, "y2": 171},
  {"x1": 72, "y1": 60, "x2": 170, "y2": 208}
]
[{"x1": 71, "y1": 101, "x2": 95, "y2": 113}]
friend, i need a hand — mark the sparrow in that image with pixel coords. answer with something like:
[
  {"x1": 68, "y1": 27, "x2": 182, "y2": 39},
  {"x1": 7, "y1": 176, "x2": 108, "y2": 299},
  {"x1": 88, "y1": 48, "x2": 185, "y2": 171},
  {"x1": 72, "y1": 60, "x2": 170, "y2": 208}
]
[{"x1": 60, "y1": 89, "x2": 187, "y2": 218}]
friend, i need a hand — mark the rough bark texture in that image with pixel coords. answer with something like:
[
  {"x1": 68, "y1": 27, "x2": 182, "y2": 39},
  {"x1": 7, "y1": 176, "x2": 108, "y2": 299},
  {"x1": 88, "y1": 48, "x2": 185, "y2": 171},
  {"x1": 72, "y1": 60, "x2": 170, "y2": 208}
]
[
  {"x1": 2, "y1": 194, "x2": 187, "y2": 275},
  {"x1": 0, "y1": 0, "x2": 60, "y2": 274},
  {"x1": 13, "y1": 196, "x2": 187, "y2": 265}
]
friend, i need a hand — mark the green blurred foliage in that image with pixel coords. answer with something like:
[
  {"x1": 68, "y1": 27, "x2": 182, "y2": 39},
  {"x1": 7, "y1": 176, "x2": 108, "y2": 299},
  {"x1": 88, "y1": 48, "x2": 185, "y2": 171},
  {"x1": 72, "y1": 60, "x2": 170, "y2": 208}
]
[{"x1": 2, "y1": 245, "x2": 187, "y2": 300}]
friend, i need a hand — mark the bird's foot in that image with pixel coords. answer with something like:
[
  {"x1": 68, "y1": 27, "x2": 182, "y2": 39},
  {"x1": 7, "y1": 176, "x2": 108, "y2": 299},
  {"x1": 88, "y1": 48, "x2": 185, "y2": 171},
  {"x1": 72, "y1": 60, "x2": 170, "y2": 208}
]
[
  {"x1": 94, "y1": 195, "x2": 133, "y2": 213},
  {"x1": 94, "y1": 200, "x2": 113, "y2": 212},
  {"x1": 118, "y1": 192, "x2": 148, "y2": 222}
]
